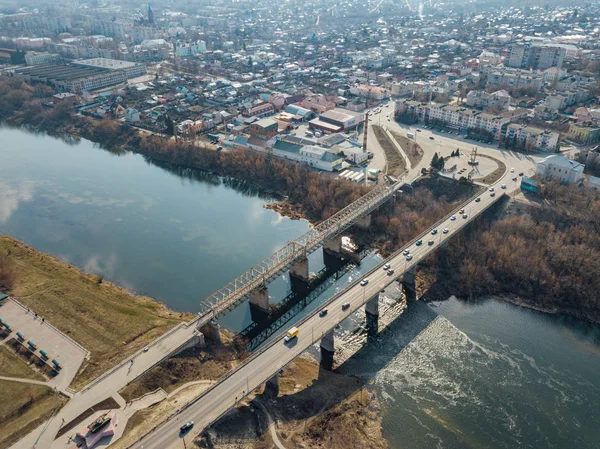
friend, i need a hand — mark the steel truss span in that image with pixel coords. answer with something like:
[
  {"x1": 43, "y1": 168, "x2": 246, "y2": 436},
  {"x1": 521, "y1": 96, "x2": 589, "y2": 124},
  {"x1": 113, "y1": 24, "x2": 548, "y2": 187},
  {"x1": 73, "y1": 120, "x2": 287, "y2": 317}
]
[{"x1": 198, "y1": 182, "x2": 401, "y2": 318}]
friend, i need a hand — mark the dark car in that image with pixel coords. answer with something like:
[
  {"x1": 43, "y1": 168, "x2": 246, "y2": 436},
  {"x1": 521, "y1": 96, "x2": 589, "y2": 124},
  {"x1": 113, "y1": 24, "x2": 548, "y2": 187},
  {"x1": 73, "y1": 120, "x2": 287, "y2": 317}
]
[
  {"x1": 387, "y1": 269, "x2": 395, "y2": 276},
  {"x1": 428, "y1": 240, "x2": 435, "y2": 246},
  {"x1": 319, "y1": 309, "x2": 328, "y2": 317},
  {"x1": 180, "y1": 421, "x2": 194, "y2": 433},
  {"x1": 519, "y1": 172, "x2": 524, "y2": 176},
  {"x1": 429, "y1": 136, "x2": 435, "y2": 140}
]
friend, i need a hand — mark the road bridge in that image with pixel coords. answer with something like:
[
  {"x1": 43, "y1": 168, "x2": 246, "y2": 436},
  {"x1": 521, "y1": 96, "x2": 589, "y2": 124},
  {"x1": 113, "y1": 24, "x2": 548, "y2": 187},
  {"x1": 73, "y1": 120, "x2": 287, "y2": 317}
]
[{"x1": 129, "y1": 190, "x2": 505, "y2": 449}]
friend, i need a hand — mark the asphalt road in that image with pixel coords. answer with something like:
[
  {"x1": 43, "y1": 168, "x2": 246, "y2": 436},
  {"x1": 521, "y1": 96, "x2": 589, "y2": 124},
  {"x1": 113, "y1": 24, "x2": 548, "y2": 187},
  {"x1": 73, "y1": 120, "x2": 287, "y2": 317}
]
[{"x1": 131, "y1": 189, "x2": 505, "y2": 449}]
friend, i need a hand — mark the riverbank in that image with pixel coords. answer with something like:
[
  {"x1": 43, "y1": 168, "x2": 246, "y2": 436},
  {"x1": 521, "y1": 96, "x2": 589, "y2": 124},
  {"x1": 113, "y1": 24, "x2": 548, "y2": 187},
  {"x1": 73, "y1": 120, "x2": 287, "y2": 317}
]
[{"x1": 0, "y1": 234, "x2": 189, "y2": 389}]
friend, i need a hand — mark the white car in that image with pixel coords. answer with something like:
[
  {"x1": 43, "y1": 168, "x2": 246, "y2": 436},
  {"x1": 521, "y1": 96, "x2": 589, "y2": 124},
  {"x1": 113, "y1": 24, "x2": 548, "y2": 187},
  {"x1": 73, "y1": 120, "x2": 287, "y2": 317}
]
[
  {"x1": 383, "y1": 264, "x2": 390, "y2": 271},
  {"x1": 360, "y1": 279, "x2": 369, "y2": 286},
  {"x1": 510, "y1": 168, "x2": 515, "y2": 173},
  {"x1": 489, "y1": 187, "x2": 495, "y2": 192},
  {"x1": 406, "y1": 254, "x2": 413, "y2": 261},
  {"x1": 443, "y1": 228, "x2": 449, "y2": 234},
  {"x1": 450, "y1": 215, "x2": 456, "y2": 221},
  {"x1": 501, "y1": 184, "x2": 507, "y2": 189},
  {"x1": 402, "y1": 249, "x2": 410, "y2": 256}
]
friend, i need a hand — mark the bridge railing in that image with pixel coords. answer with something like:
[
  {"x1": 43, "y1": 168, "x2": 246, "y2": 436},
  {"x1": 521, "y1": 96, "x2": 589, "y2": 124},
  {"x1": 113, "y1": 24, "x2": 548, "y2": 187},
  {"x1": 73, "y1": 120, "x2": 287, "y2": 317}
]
[{"x1": 198, "y1": 182, "x2": 400, "y2": 318}]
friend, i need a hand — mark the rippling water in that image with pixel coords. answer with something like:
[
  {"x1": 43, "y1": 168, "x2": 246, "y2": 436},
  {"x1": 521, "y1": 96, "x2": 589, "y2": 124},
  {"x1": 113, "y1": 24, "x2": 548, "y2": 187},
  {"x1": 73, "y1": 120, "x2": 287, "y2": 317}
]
[{"x1": 339, "y1": 298, "x2": 600, "y2": 448}]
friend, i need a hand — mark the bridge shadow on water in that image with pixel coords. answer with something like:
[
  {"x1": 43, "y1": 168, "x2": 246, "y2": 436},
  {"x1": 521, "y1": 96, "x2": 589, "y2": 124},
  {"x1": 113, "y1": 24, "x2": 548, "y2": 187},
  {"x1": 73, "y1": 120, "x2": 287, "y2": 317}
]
[{"x1": 207, "y1": 287, "x2": 443, "y2": 443}]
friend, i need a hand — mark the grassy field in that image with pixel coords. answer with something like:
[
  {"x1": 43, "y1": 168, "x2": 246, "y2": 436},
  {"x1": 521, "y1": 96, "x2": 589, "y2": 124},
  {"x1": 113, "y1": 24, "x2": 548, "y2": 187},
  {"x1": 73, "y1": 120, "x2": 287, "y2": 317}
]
[
  {"x1": 0, "y1": 346, "x2": 45, "y2": 381},
  {"x1": 0, "y1": 380, "x2": 68, "y2": 449},
  {"x1": 372, "y1": 125, "x2": 407, "y2": 177},
  {"x1": 0, "y1": 235, "x2": 190, "y2": 390},
  {"x1": 389, "y1": 130, "x2": 424, "y2": 167}
]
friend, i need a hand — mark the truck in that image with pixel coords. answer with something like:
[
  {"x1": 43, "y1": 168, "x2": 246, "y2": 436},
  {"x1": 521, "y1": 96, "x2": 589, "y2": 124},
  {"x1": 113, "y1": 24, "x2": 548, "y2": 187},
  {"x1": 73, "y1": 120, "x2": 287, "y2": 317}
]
[
  {"x1": 284, "y1": 326, "x2": 299, "y2": 342},
  {"x1": 407, "y1": 132, "x2": 415, "y2": 139}
]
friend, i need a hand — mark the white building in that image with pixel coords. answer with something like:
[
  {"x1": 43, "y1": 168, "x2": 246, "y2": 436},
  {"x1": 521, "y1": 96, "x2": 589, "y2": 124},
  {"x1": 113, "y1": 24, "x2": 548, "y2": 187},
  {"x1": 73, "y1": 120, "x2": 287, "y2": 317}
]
[
  {"x1": 536, "y1": 155, "x2": 584, "y2": 184},
  {"x1": 504, "y1": 124, "x2": 559, "y2": 152},
  {"x1": 25, "y1": 52, "x2": 59, "y2": 65},
  {"x1": 466, "y1": 89, "x2": 510, "y2": 111},
  {"x1": 175, "y1": 41, "x2": 207, "y2": 57}
]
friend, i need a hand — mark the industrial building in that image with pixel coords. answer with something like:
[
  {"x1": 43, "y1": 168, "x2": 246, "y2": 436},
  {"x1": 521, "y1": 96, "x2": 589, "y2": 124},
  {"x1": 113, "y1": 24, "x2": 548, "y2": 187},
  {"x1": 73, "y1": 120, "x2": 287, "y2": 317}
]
[
  {"x1": 12, "y1": 63, "x2": 127, "y2": 92},
  {"x1": 73, "y1": 58, "x2": 146, "y2": 79},
  {"x1": 308, "y1": 108, "x2": 364, "y2": 134}
]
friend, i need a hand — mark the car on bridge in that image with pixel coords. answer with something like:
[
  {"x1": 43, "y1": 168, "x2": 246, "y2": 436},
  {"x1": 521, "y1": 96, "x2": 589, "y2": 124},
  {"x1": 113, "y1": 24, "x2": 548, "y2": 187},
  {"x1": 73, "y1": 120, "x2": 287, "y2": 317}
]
[
  {"x1": 403, "y1": 249, "x2": 410, "y2": 255},
  {"x1": 180, "y1": 421, "x2": 194, "y2": 433},
  {"x1": 463, "y1": 214, "x2": 468, "y2": 219},
  {"x1": 342, "y1": 302, "x2": 350, "y2": 310},
  {"x1": 383, "y1": 264, "x2": 390, "y2": 271},
  {"x1": 319, "y1": 309, "x2": 328, "y2": 317},
  {"x1": 387, "y1": 269, "x2": 395, "y2": 275},
  {"x1": 451, "y1": 215, "x2": 456, "y2": 221},
  {"x1": 443, "y1": 228, "x2": 449, "y2": 234},
  {"x1": 475, "y1": 197, "x2": 481, "y2": 202},
  {"x1": 406, "y1": 254, "x2": 413, "y2": 261},
  {"x1": 360, "y1": 279, "x2": 369, "y2": 286},
  {"x1": 428, "y1": 240, "x2": 435, "y2": 246},
  {"x1": 431, "y1": 229, "x2": 438, "y2": 235},
  {"x1": 416, "y1": 239, "x2": 423, "y2": 246}
]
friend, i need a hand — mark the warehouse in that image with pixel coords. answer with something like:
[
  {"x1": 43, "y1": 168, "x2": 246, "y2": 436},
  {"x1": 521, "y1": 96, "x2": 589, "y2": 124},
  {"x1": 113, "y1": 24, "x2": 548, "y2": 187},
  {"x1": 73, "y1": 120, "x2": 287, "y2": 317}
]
[{"x1": 309, "y1": 108, "x2": 364, "y2": 134}]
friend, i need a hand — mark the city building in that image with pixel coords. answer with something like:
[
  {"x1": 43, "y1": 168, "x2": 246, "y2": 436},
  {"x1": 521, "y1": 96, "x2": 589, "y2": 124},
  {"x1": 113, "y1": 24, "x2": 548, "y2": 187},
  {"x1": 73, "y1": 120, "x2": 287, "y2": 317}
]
[
  {"x1": 506, "y1": 43, "x2": 566, "y2": 70},
  {"x1": 535, "y1": 154, "x2": 584, "y2": 184},
  {"x1": 484, "y1": 67, "x2": 545, "y2": 91},
  {"x1": 13, "y1": 64, "x2": 128, "y2": 92},
  {"x1": 504, "y1": 124, "x2": 560, "y2": 152},
  {"x1": 175, "y1": 41, "x2": 207, "y2": 57},
  {"x1": 250, "y1": 117, "x2": 279, "y2": 139},
  {"x1": 466, "y1": 89, "x2": 510, "y2": 111},
  {"x1": 567, "y1": 123, "x2": 600, "y2": 145},
  {"x1": 309, "y1": 108, "x2": 363, "y2": 134},
  {"x1": 25, "y1": 52, "x2": 59, "y2": 66},
  {"x1": 73, "y1": 58, "x2": 146, "y2": 79}
]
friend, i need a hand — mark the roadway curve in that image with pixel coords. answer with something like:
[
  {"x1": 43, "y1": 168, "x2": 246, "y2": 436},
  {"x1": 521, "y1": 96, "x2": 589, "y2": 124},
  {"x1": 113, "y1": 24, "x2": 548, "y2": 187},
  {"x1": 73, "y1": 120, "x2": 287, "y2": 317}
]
[{"x1": 130, "y1": 189, "x2": 505, "y2": 449}]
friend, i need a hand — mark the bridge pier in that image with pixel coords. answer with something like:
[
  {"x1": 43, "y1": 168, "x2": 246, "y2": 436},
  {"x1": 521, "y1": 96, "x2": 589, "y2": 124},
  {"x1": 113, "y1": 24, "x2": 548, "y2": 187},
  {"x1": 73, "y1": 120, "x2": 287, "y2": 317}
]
[
  {"x1": 355, "y1": 214, "x2": 372, "y2": 230},
  {"x1": 402, "y1": 266, "x2": 417, "y2": 303},
  {"x1": 265, "y1": 372, "x2": 280, "y2": 395},
  {"x1": 289, "y1": 257, "x2": 310, "y2": 295},
  {"x1": 324, "y1": 235, "x2": 343, "y2": 255},
  {"x1": 249, "y1": 286, "x2": 269, "y2": 312},
  {"x1": 199, "y1": 320, "x2": 221, "y2": 344},
  {"x1": 320, "y1": 330, "x2": 335, "y2": 371},
  {"x1": 365, "y1": 293, "x2": 379, "y2": 336}
]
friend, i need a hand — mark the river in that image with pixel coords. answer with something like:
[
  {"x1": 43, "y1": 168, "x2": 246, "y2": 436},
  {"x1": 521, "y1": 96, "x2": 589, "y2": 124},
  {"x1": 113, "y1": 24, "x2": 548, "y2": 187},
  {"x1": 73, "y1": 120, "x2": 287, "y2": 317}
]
[{"x1": 2, "y1": 127, "x2": 600, "y2": 447}]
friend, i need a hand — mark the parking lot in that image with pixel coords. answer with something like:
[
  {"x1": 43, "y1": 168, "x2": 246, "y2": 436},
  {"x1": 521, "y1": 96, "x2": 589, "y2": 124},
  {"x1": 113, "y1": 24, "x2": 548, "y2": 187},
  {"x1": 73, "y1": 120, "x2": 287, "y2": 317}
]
[{"x1": 0, "y1": 297, "x2": 88, "y2": 391}]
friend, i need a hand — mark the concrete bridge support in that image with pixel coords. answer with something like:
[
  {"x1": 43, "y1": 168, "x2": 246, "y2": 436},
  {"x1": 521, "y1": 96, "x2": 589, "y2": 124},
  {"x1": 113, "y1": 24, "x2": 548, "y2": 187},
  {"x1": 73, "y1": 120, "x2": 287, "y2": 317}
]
[
  {"x1": 355, "y1": 214, "x2": 372, "y2": 230},
  {"x1": 289, "y1": 257, "x2": 310, "y2": 295},
  {"x1": 402, "y1": 266, "x2": 417, "y2": 303},
  {"x1": 320, "y1": 330, "x2": 335, "y2": 371},
  {"x1": 324, "y1": 235, "x2": 343, "y2": 255},
  {"x1": 365, "y1": 293, "x2": 379, "y2": 336},
  {"x1": 249, "y1": 286, "x2": 269, "y2": 312},
  {"x1": 199, "y1": 320, "x2": 221, "y2": 344},
  {"x1": 265, "y1": 372, "x2": 280, "y2": 395}
]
